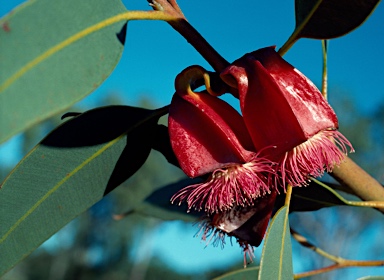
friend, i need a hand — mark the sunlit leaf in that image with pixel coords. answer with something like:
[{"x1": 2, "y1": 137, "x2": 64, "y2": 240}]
[
  {"x1": 279, "y1": 0, "x2": 380, "y2": 55},
  {"x1": 0, "y1": 0, "x2": 128, "y2": 143},
  {"x1": 213, "y1": 266, "x2": 259, "y2": 280},
  {"x1": 258, "y1": 206, "x2": 293, "y2": 280},
  {"x1": 357, "y1": 276, "x2": 384, "y2": 280},
  {"x1": 0, "y1": 105, "x2": 167, "y2": 276}
]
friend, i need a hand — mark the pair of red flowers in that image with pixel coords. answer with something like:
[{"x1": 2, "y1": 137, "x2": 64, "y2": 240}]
[{"x1": 168, "y1": 47, "x2": 353, "y2": 249}]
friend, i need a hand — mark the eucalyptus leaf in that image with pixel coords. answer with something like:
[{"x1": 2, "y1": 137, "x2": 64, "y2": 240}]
[
  {"x1": 258, "y1": 206, "x2": 293, "y2": 280},
  {"x1": 279, "y1": 0, "x2": 380, "y2": 55},
  {"x1": 213, "y1": 267, "x2": 259, "y2": 280},
  {"x1": 295, "y1": 0, "x2": 379, "y2": 39},
  {"x1": 0, "y1": 0, "x2": 128, "y2": 143},
  {"x1": 289, "y1": 181, "x2": 347, "y2": 212},
  {"x1": 0, "y1": 105, "x2": 167, "y2": 276},
  {"x1": 135, "y1": 177, "x2": 203, "y2": 222}
]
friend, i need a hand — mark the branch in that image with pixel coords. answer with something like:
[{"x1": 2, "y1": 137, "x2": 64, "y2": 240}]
[
  {"x1": 291, "y1": 228, "x2": 384, "y2": 279},
  {"x1": 311, "y1": 178, "x2": 384, "y2": 209},
  {"x1": 331, "y1": 157, "x2": 384, "y2": 213},
  {"x1": 148, "y1": 0, "x2": 229, "y2": 72},
  {"x1": 295, "y1": 261, "x2": 384, "y2": 279}
]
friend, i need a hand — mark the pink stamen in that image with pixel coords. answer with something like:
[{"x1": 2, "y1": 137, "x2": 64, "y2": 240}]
[
  {"x1": 196, "y1": 217, "x2": 255, "y2": 267},
  {"x1": 279, "y1": 129, "x2": 354, "y2": 187},
  {"x1": 171, "y1": 157, "x2": 274, "y2": 213},
  {"x1": 244, "y1": 245, "x2": 255, "y2": 268}
]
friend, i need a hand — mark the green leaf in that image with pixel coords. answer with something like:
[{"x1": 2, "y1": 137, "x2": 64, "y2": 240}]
[
  {"x1": 213, "y1": 267, "x2": 259, "y2": 280},
  {"x1": 287, "y1": 178, "x2": 384, "y2": 212},
  {"x1": 258, "y1": 206, "x2": 293, "y2": 280},
  {"x1": 0, "y1": 105, "x2": 167, "y2": 276},
  {"x1": 358, "y1": 277, "x2": 384, "y2": 280},
  {"x1": 135, "y1": 177, "x2": 203, "y2": 222},
  {"x1": 278, "y1": 0, "x2": 380, "y2": 55},
  {"x1": 0, "y1": 0, "x2": 128, "y2": 143},
  {"x1": 289, "y1": 181, "x2": 347, "y2": 212},
  {"x1": 295, "y1": 0, "x2": 379, "y2": 39}
]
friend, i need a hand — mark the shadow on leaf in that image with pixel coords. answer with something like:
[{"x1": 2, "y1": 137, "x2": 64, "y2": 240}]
[
  {"x1": 143, "y1": 177, "x2": 203, "y2": 219},
  {"x1": 104, "y1": 122, "x2": 155, "y2": 195},
  {"x1": 285, "y1": 181, "x2": 347, "y2": 212},
  {"x1": 116, "y1": 22, "x2": 128, "y2": 45},
  {"x1": 40, "y1": 105, "x2": 168, "y2": 195},
  {"x1": 42, "y1": 105, "x2": 156, "y2": 147}
]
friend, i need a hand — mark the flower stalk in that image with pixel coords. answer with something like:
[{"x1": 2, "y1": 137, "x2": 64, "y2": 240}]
[{"x1": 321, "y1": 40, "x2": 328, "y2": 99}]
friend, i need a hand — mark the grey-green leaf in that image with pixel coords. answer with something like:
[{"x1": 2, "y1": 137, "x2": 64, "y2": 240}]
[
  {"x1": 0, "y1": 0, "x2": 128, "y2": 143},
  {"x1": 0, "y1": 105, "x2": 167, "y2": 276},
  {"x1": 258, "y1": 206, "x2": 293, "y2": 280},
  {"x1": 213, "y1": 267, "x2": 260, "y2": 280}
]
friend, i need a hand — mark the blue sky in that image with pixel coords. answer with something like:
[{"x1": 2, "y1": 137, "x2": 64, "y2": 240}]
[{"x1": 1, "y1": 0, "x2": 384, "y2": 277}]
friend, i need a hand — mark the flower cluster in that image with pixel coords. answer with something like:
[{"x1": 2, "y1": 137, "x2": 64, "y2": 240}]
[{"x1": 168, "y1": 47, "x2": 353, "y2": 253}]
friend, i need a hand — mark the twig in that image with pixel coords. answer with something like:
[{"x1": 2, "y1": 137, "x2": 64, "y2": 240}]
[
  {"x1": 148, "y1": 0, "x2": 229, "y2": 72},
  {"x1": 321, "y1": 40, "x2": 328, "y2": 99},
  {"x1": 291, "y1": 228, "x2": 384, "y2": 279},
  {"x1": 311, "y1": 178, "x2": 384, "y2": 209},
  {"x1": 295, "y1": 261, "x2": 384, "y2": 279},
  {"x1": 285, "y1": 184, "x2": 293, "y2": 206}
]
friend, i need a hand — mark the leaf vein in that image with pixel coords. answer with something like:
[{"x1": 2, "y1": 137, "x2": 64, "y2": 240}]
[
  {"x1": 0, "y1": 11, "x2": 174, "y2": 93},
  {"x1": 0, "y1": 136, "x2": 121, "y2": 244}
]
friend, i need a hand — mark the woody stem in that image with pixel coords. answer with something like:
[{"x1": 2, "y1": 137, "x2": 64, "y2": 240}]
[
  {"x1": 291, "y1": 228, "x2": 384, "y2": 279},
  {"x1": 148, "y1": 0, "x2": 229, "y2": 72},
  {"x1": 331, "y1": 157, "x2": 384, "y2": 213}
]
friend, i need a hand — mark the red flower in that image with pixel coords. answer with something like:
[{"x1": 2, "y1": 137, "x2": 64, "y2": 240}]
[
  {"x1": 168, "y1": 47, "x2": 353, "y2": 254},
  {"x1": 169, "y1": 66, "x2": 274, "y2": 214},
  {"x1": 220, "y1": 46, "x2": 354, "y2": 187},
  {"x1": 168, "y1": 66, "x2": 276, "y2": 253}
]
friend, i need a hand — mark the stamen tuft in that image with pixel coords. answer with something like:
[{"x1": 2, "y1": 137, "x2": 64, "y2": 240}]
[
  {"x1": 171, "y1": 157, "x2": 274, "y2": 213},
  {"x1": 279, "y1": 129, "x2": 354, "y2": 187}
]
